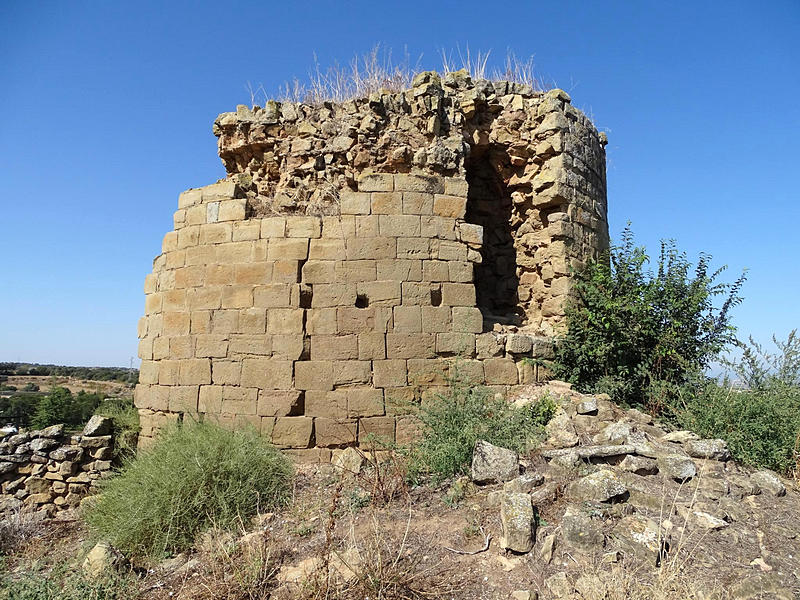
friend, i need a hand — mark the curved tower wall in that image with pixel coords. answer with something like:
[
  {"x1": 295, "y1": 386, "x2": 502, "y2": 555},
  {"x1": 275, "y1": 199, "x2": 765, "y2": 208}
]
[{"x1": 135, "y1": 72, "x2": 608, "y2": 458}]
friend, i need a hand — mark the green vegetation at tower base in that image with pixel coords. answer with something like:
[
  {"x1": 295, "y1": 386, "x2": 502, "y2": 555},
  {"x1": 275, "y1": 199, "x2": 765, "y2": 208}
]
[
  {"x1": 552, "y1": 225, "x2": 746, "y2": 416},
  {"x1": 676, "y1": 332, "x2": 800, "y2": 475},
  {"x1": 84, "y1": 421, "x2": 293, "y2": 559},
  {"x1": 408, "y1": 373, "x2": 556, "y2": 482}
]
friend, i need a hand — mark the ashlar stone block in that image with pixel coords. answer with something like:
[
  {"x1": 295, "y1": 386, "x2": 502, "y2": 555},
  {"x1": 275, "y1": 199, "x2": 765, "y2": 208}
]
[
  {"x1": 257, "y1": 390, "x2": 303, "y2": 417},
  {"x1": 271, "y1": 417, "x2": 313, "y2": 448},
  {"x1": 240, "y1": 358, "x2": 293, "y2": 389},
  {"x1": 373, "y1": 360, "x2": 408, "y2": 388},
  {"x1": 314, "y1": 418, "x2": 358, "y2": 447}
]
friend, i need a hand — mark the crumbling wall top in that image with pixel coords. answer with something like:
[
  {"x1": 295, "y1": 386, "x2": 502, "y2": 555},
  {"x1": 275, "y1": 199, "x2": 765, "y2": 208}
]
[{"x1": 212, "y1": 71, "x2": 606, "y2": 217}]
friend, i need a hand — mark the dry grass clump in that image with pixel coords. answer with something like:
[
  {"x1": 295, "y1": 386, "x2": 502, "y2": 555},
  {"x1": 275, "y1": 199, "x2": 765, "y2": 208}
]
[
  {"x1": 292, "y1": 510, "x2": 456, "y2": 600},
  {"x1": 189, "y1": 526, "x2": 281, "y2": 600},
  {"x1": 567, "y1": 565, "x2": 732, "y2": 600},
  {"x1": 247, "y1": 44, "x2": 542, "y2": 106},
  {"x1": 0, "y1": 508, "x2": 46, "y2": 557}
]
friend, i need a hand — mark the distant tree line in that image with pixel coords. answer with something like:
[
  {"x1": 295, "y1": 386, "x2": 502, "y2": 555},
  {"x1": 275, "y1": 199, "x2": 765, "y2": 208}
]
[
  {"x1": 0, "y1": 387, "x2": 106, "y2": 429},
  {"x1": 0, "y1": 363, "x2": 138, "y2": 384}
]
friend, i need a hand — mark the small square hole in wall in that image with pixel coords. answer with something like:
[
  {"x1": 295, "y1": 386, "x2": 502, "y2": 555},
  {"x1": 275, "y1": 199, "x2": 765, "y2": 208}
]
[
  {"x1": 299, "y1": 285, "x2": 313, "y2": 309},
  {"x1": 355, "y1": 294, "x2": 369, "y2": 308},
  {"x1": 430, "y1": 287, "x2": 442, "y2": 307}
]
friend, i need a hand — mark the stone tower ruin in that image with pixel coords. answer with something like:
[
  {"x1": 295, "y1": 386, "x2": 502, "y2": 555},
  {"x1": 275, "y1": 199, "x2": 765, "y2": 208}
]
[{"x1": 134, "y1": 71, "x2": 609, "y2": 459}]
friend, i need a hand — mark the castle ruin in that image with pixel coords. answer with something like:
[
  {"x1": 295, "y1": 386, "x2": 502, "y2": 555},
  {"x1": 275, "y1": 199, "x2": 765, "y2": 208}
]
[{"x1": 134, "y1": 70, "x2": 609, "y2": 459}]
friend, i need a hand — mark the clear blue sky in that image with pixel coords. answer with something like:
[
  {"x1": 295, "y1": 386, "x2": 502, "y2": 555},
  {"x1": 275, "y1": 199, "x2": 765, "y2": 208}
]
[{"x1": 1, "y1": 1, "x2": 798, "y2": 367}]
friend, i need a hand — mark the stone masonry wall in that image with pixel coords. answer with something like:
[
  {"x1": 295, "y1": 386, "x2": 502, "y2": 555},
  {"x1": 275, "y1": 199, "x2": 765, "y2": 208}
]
[
  {"x1": 135, "y1": 72, "x2": 609, "y2": 458},
  {"x1": 213, "y1": 72, "x2": 609, "y2": 333},
  {"x1": 0, "y1": 417, "x2": 115, "y2": 516}
]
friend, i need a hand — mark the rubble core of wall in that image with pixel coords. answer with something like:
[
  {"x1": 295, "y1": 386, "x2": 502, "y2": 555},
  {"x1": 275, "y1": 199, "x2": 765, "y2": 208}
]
[
  {"x1": 212, "y1": 71, "x2": 608, "y2": 330},
  {"x1": 136, "y1": 72, "x2": 609, "y2": 453},
  {"x1": 0, "y1": 418, "x2": 115, "y2": 516}
]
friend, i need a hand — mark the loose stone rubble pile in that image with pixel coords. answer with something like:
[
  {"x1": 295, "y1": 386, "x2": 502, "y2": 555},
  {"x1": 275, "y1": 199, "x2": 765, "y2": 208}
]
[
  {"x1": 468, "y1": 381, "x2": 798, "y2": 599},
  {"x1": 0, "y1": 415, "x2": 115, "y2": 515},
  {"x1": 136, "y1": 72, "x2": 609, "y2": 451}
]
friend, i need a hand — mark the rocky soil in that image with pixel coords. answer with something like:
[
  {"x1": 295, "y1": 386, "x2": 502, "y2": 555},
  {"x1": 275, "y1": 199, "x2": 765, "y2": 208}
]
[{"x1": 2, "y1": 382, "x2": 798, "y2": 599}]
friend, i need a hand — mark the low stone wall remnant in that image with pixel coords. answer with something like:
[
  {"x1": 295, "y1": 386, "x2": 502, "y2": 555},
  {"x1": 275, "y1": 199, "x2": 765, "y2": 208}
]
[{"x1": 0, "y1": 416, "x2": 115, "y2": 515}]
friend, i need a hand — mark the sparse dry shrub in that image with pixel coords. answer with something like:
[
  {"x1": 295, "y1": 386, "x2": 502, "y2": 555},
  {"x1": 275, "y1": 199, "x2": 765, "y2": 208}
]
[
  {"x1": 293, "y1": 507, "x2": 455, "y2": 600},
  {"x1": 0, "y1": 508, "x2": 46, "y2": 557},
  {"x1": 191, "y1": 526, "x2": 281, "y2": 600},
  {"x1": 351, "y1": 442, "x2": 409, "y2": 506}
]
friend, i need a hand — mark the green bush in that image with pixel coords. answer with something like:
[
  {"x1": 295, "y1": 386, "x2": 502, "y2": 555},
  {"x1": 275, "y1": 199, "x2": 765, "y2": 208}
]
[
  {"x1": 31, "y1": 387, "x2": 103, "y2": 429},
  {"x1": 84, "y1": 421, "x2": 293, "y2": 559},
  {"x1": 409, "y1": 372, "x2": 556, "y2": 481},
  {"x1": 676, "y1": 331, "x2": 800, "y2": 474},
  {"x1": 0, "y1": 394, "x2": 39, "y2": 428},
  {"x1": 553, "y1": 226, "x2": 746, "y2": 414}
]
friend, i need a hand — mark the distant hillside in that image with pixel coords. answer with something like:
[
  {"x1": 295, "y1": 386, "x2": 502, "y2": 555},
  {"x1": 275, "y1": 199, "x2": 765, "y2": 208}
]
[{"x1": 0, "y1": 363, "x2": 138, "y2": 383}]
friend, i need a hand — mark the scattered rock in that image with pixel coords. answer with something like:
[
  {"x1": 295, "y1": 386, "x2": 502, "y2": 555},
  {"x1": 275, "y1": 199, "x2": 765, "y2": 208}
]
[
  {"x1": 593, "y1": 421, "x2": 632, "y2": 445},
  {"x1": 619, "y1": 455, "x2": 658, "y2": 476},
  {"x1": 332, "y1": 447, "x2": 365, "y2": 474},
  {"x1": 549, "y1": 449, "x2": 580, "y2": 470},
  {"x1": 541, "y1": 410, "x2": 579, "y2": 449},
  {"x1": 576, "y1": 398, "x2": 598, "y2": 415},
  {"x1": 610, "y1": 515, "x2": 665, "y2": 564},
  {"x1": 750, "y1": 470, "x2": 786, "y2": 497},
  {"x1": 657, "y1": 454, "x2": 696, "y2": 482},
  {"x1": 561, "y1": 505, "x2": 604, "y2": 550},
  {"x1": 157, "y1": 553, "x2": 188, "y2": 572},
  {"x1": 444, "y1": 475, "x2": 475, "y2": 504},
  {"x1": 544, "y1": 572, "x2": 573, "y2": 598},
  {"x1": 529, "y1": 482, "x2": 559, "y2": 506},
  {"x1": 39, "y1": 424, "x2": 65, "y2": 438},
  {"x1": 567, "y1": 469, "x2": 628, "y2": 503},
  {"x1": 574, "y1": 574, "x2": 609, "y2": 600},
  {"x1": 685, "y1": 438, "x2": 731, "y2": 461},
  {"x1": 691, "y1": 510, "x2": 729, "y2": 530},
  {"x1": 471, "y1": 440, "x2": 518, "y2": 484},
  {"x1": 82, "y1": 542, "x2": 127, "y2": 578},
  {"x1": 83, "y1": 415, "x2": 113, "y2": 437},
  {"x1": 730, "y1": 575, "x2": 793, "y2": 599},
  {"x1": 661, "y1": 430, "x2": 699, "y2": 443},
  {"x1": 626, "y1": 408, "x2": 653, "y2": 424},
  {"x1": 500, "y1": 492, "x2": 536, "y2": 553},
  {"x1": 539, "y1": 533, "x2": 556, "y2": 563},
  {"x1": 503, "y1": 472, "x2": 544, "y2": 494},
  {"x1": 277, "y1": 556, "x2": 322, "y2": 584}
]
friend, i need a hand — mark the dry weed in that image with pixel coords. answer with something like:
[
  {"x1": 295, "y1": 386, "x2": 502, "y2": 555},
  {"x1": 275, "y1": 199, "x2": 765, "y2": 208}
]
[
  {"x1": 0, "y1": 507, "x2": 49, "y2": 556},
  {"x1": 247, "y1": 44, "x2": 541, "y2": 107}
]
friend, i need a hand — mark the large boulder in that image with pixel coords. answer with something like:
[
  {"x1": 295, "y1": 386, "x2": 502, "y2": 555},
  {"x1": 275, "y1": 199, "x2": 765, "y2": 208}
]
[{"x1": 470, "y1": 440, "x2": 518, "y2": 484}]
